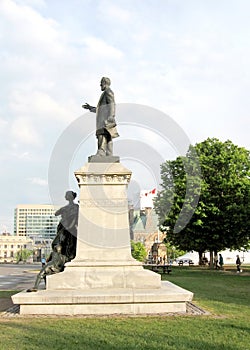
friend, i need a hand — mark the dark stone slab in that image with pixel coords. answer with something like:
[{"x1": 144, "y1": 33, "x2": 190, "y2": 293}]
[{"x1": 88, "y1": 155, "x2": 120, "y2": 163}]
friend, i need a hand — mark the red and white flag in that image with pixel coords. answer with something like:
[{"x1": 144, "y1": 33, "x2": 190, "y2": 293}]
[{"x1": 140, "y1": 188, "x2": 157, "y2": 209}]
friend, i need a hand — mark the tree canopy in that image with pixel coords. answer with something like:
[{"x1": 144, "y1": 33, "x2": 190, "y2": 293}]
[
  {"x1": 131, "y1": 241, "x2": 147, "y2": 262},
  {"x1": 154, "y1": 138, "x2": 250, "y2": 258},
  {"x1": 15, "y1": 248, "x2": 33, "y2": 263}
]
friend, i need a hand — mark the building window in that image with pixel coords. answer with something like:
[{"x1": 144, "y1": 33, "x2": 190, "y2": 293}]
[
  {"x1": 11, "y1": 245, "x2": 14, "y2": 248},
  {"x1": 4, "y1": 245, "x2": 7, "y2": 249},
  {"x1": 10, "y1": 251, "x2": 14, "y2": 258},
  {"x1": 4, "y1": 252, "x2": 7, "y2": 258}
]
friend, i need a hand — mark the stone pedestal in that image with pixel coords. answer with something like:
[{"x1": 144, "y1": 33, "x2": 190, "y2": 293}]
[
  {"x1": 46, "y1": 162, "x2": 161, "y2": 290},
  {"x1": 12, "y1": 161, "x2": 193, "y2": 315}
]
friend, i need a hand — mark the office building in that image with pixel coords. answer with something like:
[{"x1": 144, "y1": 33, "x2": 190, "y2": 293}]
[{"x1": 14, "y1": 204, "x2": 59, "y2": 239}]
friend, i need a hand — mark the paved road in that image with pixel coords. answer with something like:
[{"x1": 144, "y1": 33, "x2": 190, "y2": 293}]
[{"x1": 0, "y1": 263, "x2": 45, "y2": 290}]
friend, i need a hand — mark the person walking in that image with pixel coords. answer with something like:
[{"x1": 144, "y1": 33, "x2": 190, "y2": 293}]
[
  {"x1": 236, "y1": 255, "x2": 241, "y2": 273},
  {"x1": 41, "y1": 257, "x2": 46, "y2": 267},
  {"x1": 214, "y1": 254, "x2": 219, "y2": 269},
  {"x1": 219, "y1": 254, "x2": 224, "y2": 269}
]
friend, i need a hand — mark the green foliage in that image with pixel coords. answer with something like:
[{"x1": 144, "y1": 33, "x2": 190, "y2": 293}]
[
  {"x1": 155, "y1": 138, "x2": 250, "y2": 255},
  {"x1": 15, "y1": 248, "x2": 33, "y2": 263},
  {"x1": 164, "y1": 242, "x2": 186, "y2": 259},
  {"x1": 131, "y1": 241, "x2": 147, "y2": 262}
]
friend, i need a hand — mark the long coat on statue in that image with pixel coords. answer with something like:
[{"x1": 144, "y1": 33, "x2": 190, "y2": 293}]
[{"x1": 95, "y1": 87, "x2": 119, "y2": 139}]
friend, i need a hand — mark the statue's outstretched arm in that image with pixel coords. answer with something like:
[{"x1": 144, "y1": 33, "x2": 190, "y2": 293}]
[{"x1": 82, "y1": 103, "x2": 96, "y2": 113}]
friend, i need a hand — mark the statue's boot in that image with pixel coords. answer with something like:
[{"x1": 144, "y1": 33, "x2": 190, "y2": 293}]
[
  {"x1": 106, "y1": 140, "x2": 113, "y2": 156},
  {"x1": 26, "y1": 288, "x2": 38, "y2": 292}
]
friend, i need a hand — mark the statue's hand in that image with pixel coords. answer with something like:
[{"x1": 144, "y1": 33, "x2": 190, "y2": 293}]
[
  {"x1": 82, "y1": 103, "x2": 96, "y2": 113},
  {"x1": 82, "y1": 103, "x2": 91, "y2": 110}
]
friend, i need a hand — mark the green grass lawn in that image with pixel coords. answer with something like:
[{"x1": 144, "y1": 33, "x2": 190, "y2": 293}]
[{"x1": 0, "y1": 266, "x2": 249, "y2": 350}]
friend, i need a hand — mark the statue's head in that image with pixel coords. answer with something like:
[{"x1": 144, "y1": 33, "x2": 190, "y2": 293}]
[
  {"x1": 100, "y1": 77, "x2": 111, "y2": 91},
  {"x1": 65, "y1": 190, "x2": 77, "y2": 201}
]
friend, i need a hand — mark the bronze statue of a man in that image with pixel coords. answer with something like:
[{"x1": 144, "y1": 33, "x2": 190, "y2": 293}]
[{"x1": 82, "y1": 77, "x2": 119, "y2": 156}]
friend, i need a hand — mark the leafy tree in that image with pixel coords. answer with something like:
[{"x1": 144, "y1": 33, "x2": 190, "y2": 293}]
[
  {"x1": 155, "y1": 138, "x2": 250, "y2": 264},
  {"x1": 131, "y1": 241, "x2": 147, "y2": 262},
  {"x1": 164, "y1": 242, "x2": 186, "y2": 260},
  {"x1": 15, "y1": 249, "x2": 33, "y2": 263}
]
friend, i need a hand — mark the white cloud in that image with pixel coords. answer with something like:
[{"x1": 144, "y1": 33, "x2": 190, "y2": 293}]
[
  {"x1": 97, "y1": 2, "x2": 132, "y2": 23},
  {"x1": 83, "y1": 36, "x2": 123, "y2": 60},
  {"x1": 16, "y1": 0, "x2": 46, "y2": 8},
  {"x1": 0, "y1": 118, "x2": 8, "y2": 133},
  {"x1": 119, "y1": 124, "x2": 179, "y2": 159},
  {"x1": 9, "y1": 89, "x2": 72, "y2": 122},
  {"x1": 28, "y1": 177, "x2": 47, "y2": 186},
  {"x1": 11, "y1": 117, "x2": 41, "y2": 145},
  {"x1": 131, "y1": 28, "x2": 152, "y2": 45},
  {"x1": 0, "y1": 0, "x2": 64, "y2": 55},
  {"x1": 18, "y1": 151, "x2": 31, "y2": 160}
]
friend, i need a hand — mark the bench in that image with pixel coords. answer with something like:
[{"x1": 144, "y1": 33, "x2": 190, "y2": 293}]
[{"x1": 144, "y1": 264, "x2": 172, "y2": 274}]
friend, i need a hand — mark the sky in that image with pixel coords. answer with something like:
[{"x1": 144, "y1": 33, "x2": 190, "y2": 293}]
[{"x1": 1, "y1": 0, "x2": 250, "y2": 232}]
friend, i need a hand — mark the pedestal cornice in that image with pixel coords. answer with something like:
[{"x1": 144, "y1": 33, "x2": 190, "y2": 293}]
[{"x1": 74, "y1": 162, "x2": 132, "y2": 185}]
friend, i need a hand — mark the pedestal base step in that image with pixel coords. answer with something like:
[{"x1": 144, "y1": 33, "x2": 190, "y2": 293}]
[
  {"x1": 88, "y1": 155, "x2": 120, "y2": 163},
  {"x1": 12, "y1": 281, "x2": 193, "y2": 316}
]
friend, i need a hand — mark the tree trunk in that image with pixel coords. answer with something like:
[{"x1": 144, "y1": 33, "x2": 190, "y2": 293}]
[
  {"x1": 198, "y1": 251, "x2": 203, "y2": 265},
  {"x1": 214, "y1": 249, "x2": 218, "y2": 269},
  {"x1": 209, "y1": 251, "x2": 213, "y2": 268}
]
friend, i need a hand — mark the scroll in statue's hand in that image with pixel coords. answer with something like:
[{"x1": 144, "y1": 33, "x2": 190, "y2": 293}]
[{"x1": 105, "y1": 116, "x2": 116, "y2": 129}]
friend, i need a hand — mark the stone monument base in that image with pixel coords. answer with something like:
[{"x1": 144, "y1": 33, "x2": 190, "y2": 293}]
[
  {"x1": 46, "y1": 263, "x2": 162, "y2": 290},
  {"x1": 11, "y1": 160, "x2": 193, "y2": 315},
  {"x1": 12, "y1": 281, "x2": 193, "y2": 315}
]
